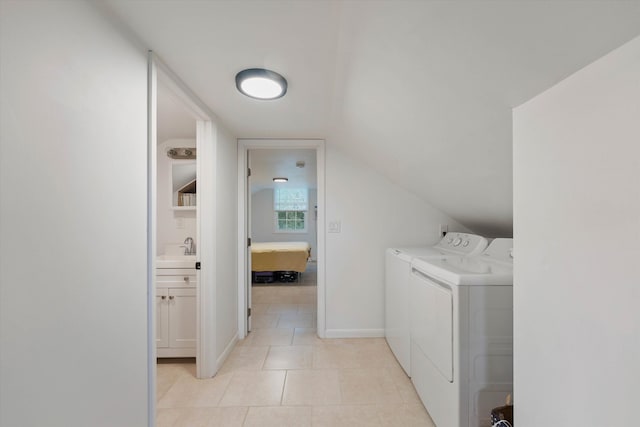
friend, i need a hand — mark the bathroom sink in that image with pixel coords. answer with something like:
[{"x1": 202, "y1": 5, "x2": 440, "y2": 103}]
[{"x1": 156, "y1": 255, "x2": 197, "y2": 269}]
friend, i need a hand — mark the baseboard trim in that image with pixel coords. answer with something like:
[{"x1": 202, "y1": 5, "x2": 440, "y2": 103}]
[
  {"x1": 215, "y1": 332, "x2": 238, "y2": 373},
  {"x1": 324, "y1": 329, "x2": 385, "y2": 338}
]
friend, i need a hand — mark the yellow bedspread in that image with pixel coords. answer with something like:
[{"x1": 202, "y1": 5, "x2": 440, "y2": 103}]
[{"x1": 251, "y1": 241, "x2": 311, "y2": 273}]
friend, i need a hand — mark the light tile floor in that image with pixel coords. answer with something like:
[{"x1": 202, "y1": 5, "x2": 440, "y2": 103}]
[{"x1": 157, "y1": 280, "x2": 435, "y2": 426}]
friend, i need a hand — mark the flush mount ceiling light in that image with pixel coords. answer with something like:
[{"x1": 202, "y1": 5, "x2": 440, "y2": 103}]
[
  {"x1": 235, "y1": 68, "x2": 287, "y2": 100},
  {"x1": 273, "y1": 177, "x2": 288, "y2": 183}
]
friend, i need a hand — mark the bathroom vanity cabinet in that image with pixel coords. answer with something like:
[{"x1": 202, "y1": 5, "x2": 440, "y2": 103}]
[{"x1": 156, "y1": 268, "x2": 197, "y2": 357}]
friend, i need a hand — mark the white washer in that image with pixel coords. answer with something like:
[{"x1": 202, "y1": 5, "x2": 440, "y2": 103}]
[
  {"x1": 409, "y1": 238, "x2": 514, "y2": 427},
  {"x1": 385, "y1": 233, "x2": 488, "y2": 376}
]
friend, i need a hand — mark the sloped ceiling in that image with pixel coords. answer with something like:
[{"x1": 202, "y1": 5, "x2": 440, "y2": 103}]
[
  {"x1": 103, "y1": 0, "x2": 640, "y2": 236},
  {"x1": 250, "y1": 149, "x2": 317, "y2": 193}
]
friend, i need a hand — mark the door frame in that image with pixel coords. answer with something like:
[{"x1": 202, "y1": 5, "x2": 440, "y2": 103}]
[
  {"x1": 237, "y1": 139, "x2": 326, "y2": 339},
  {"x1": 148, "y1": 52, "x2": 218, "y2": 411}
]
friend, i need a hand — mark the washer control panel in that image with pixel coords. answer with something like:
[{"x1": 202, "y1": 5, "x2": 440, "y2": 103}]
[{"x1": 435, "y1": 232, "x2": 488, "y2": 255}]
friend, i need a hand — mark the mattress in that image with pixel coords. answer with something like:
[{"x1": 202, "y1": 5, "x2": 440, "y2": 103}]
[{"x1": 251, "y1": 241, "x2": 311, "y2": 273}]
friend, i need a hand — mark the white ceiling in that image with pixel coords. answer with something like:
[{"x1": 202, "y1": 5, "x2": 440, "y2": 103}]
[
  {"x1": 250, "y1": 149, "x2": 317, "y2": 193},
  {"x1": 103, "y1": 0, "x2": 640, "y2": 236}
]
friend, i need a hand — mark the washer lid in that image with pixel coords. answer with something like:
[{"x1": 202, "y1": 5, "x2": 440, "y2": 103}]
[
  {"x1": 412, "y1": 256, "x2": 513, "y2": 286},
  {"x1": 387, "y1": 246, "x2": 453, "y2": 262}
]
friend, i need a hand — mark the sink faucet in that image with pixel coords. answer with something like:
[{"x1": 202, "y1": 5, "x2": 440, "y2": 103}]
[{"x1": 182, "y1": 237, "x2": 194, "y2": 255}]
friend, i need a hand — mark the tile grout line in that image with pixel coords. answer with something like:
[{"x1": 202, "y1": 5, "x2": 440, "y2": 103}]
[
  {"x1": 261, "y1": 345, "x2": 271, "y2": 370},
  {"x1": 280, "y1": 370, "x2": 289, "y2": 406},
  {"x1": 240, "y1": 406, "x2": 250, "y2": 426},
  {"x1": 215, "y1": 367, "x2": 237, "y2": 408}
]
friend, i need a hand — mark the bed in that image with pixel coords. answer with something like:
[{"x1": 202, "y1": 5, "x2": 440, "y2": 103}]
[{"x1": 251, "y1": 241, "x2": 311, "y2": 273}]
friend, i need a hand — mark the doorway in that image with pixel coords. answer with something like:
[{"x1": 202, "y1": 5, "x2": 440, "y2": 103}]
[
  {"x1": 249, "y1": 149, "x2": 319, "y2": 336},
  {"x1": 154, "y1": 71, "x2": 199, "y2": 378},
  {"x1": 148, "y1": 53, "x2": 218, "y2": 425},
  {"x1": 238, "y1": 139, "x2": 326, "y2": 340}
]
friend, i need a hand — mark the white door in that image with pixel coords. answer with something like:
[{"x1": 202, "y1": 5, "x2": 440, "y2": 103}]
[
  {"x1": 246, "y1": 151, "x2": 252, "y2": 333},
  {"x1": 168, "y1": 287, "x2": 197, "y2": 348}
]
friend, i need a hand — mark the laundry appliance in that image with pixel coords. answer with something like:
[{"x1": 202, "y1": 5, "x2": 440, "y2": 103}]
[
  {"x1": 409, "y1": 238, "x2": 514, "y2": 427},
  {"x1": 385, "y1": 232, "x2": 488, "y2": 376}
]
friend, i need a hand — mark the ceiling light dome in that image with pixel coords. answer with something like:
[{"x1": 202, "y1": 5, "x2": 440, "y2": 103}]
[{"x1": 235, "y1": 68, "x2": 287, "y2": 100}]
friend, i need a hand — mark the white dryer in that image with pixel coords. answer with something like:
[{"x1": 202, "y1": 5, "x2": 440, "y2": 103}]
[
  {"x1": 409, "y1": 238, "x2": 514, "y2": 427},
  {"x1": 385, "y1": 233, "x2": 488, "y2": 376}
]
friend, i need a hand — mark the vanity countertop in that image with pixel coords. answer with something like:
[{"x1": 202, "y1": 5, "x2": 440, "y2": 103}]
[{"x1": 156, "y1": 255, "x2": 196, "y2": 269}]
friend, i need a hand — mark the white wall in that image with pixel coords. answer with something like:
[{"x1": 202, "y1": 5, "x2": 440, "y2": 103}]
[
  {"x1": 0, "y1": 2, "x2": 148, "y2": 426},
  {"x1": 513, "y1": 36, "x2": 640, "y2": 426},
  {"x1": 324, "y1": 145, "x2": 468, "y2": 336},
  {"x1": 214, "y1": 126, "x2": 238, "y2": 359},
  {"x1": 251, "y1": 188, "x2": 318, "y2": 260},
  {"x1": 157, "y1": 139, "x2": 197, "y2": 254}
]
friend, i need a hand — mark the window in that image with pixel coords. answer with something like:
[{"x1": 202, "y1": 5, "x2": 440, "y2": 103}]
[
  {"x1": 275, "y1": 210, "x2": 306, "y2": 232},
  {"x1": 274, "y1": 188, "x2": 308, "y2": 233}
]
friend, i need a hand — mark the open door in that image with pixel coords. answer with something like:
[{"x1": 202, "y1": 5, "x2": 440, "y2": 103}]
[{"x1": 246, "y1": 151, "x2": 252, "y2": 333}]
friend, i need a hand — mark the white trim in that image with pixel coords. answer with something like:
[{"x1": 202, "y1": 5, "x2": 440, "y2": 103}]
[
  {"x1": 237, "y1": 147, "x2": 247, "y2": 338},
  {"x1": 237, "y1": 139, "x2": 326, "y2": 339},
  {"x1": 324, "y1": 329, "x2": 386, "y2": 339},
  {"x1": 146, "y1": 51, "x2": 157, "y2": 427},
  {"x1": 196, "y1": 120, "x2": 217, "y2": 379},
  {"x1": 216, "y1": 333, "x2": 239, "y2": 371}
]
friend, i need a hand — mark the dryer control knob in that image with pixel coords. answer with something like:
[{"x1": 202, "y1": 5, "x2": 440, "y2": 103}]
[
  {"x1": 447, "y1": 238, "x2": 454, "y2": 244},
  {"x1": 453, "y1": 238, "x2": 462, "y2": 246},
  {"x1": 462, "y1": 240, "x2": 470, "y2": 247}
]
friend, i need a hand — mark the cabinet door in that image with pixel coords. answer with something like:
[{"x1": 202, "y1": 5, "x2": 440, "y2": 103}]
[
  {"x1": 168, "y1": 288, "x2": 196, "y2": 348},
  {"x1": 156, "y1": 288, "x2": 169, "y2": 348}
]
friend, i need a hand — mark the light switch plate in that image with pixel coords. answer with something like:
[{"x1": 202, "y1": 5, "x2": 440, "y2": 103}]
[{"x1": 328, "y1": 220, "x2": 341, "y2": 233}]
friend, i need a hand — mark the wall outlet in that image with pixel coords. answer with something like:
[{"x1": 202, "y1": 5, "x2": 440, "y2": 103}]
[
  {"x1": 176, "y1": 217, "x2": 185, "y2": 229},
  {"x1": 328, "y1": 220, "x2": 341, "y2": 233}
]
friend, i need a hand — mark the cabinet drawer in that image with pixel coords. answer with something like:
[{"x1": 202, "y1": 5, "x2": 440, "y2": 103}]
[{"x1": 156, "y1": 275, "x2": 196, "y2": 288}]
